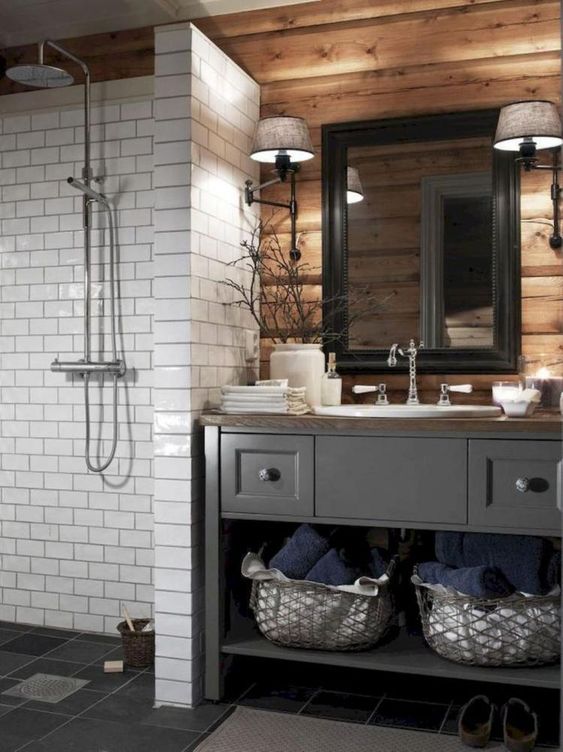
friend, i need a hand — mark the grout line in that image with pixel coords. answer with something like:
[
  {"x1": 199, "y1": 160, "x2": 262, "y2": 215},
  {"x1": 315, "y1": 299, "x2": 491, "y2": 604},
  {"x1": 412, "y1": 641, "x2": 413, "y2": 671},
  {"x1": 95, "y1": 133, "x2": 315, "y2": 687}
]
[
  {"x1": 234, "y1": 681, "x2": 256, "y2": 705},
  {"x1": 437, "y1": 701, "x2": 454, "y2": 734},
  {"x1": 364, "y1": 692, "x2": 386, "y2": 725},
  {"x1": 296, "y1": 688, "x2": 319, "y2": 716}
]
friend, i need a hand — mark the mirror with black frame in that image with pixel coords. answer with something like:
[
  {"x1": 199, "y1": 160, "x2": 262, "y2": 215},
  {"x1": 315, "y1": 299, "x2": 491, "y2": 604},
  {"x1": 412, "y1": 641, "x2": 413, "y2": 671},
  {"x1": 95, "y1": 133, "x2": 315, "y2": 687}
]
[{"x1": 322, "y1": 110, "x2": 521, "y2": 373}]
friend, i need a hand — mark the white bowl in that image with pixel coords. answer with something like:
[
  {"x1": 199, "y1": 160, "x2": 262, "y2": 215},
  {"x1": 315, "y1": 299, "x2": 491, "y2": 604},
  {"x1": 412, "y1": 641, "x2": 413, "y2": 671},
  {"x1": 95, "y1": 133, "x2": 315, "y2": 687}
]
[{"x1": 499, "y1": 400, "x2": 537, "y2": 417}]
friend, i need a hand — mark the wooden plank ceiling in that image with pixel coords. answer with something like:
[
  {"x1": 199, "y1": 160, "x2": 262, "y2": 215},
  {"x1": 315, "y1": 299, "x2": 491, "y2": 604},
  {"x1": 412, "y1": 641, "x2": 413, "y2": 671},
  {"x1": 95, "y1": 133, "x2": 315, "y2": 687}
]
[{"x1": 0, "y1": 0, "x2": 561, "y2": 398}]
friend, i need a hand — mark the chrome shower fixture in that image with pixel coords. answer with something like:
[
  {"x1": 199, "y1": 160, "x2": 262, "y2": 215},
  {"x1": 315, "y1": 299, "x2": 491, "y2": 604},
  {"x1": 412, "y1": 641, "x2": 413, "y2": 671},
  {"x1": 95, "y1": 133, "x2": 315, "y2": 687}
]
[{"x1": 6, "y1": 41, "x2": 126, "y2": 473}]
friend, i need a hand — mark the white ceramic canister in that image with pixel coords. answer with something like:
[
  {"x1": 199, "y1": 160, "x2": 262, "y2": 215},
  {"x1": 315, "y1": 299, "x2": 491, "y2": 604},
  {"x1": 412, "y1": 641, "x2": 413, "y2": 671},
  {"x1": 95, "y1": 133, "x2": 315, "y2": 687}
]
[{"x1": 270, "y1": 343, "x2": 325, "y2": 407}]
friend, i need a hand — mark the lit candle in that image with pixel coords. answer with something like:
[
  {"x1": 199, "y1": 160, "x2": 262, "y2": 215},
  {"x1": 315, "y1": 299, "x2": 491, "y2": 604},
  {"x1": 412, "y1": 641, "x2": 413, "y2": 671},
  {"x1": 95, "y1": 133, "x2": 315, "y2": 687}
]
[{"x1": 525, "y1": 367, "x2": 563, "y2": 407}]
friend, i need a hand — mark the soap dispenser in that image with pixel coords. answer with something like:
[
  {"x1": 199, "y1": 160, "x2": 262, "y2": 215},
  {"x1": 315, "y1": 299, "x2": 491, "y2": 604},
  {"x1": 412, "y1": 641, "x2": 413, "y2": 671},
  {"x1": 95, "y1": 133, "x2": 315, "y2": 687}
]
[{"x1": 321, "y1": 352, "x2": 342, "y2": 406}]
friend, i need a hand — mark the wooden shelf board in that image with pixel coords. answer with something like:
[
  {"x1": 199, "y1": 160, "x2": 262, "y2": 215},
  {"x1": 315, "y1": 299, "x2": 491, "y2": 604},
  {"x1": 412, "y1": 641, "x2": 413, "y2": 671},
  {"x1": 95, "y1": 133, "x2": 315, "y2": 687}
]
[{"x1": 222, "y1": 627, "x2": 560, "y2": 689}]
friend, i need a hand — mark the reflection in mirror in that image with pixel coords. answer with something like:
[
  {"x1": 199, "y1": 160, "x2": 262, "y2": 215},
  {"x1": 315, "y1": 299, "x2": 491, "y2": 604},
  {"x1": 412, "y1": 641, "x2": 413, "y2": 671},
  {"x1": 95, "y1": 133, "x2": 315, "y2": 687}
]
[{"x1": 346, "y1": 135, "x2": 494, "y2": 351}]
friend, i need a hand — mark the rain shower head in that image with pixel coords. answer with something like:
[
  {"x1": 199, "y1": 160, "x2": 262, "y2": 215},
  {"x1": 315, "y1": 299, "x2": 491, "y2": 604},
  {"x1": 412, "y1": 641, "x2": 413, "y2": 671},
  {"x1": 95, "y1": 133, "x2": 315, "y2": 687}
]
[{"x1": 5, "y1": 63, "x2": 74, "y2": 88}]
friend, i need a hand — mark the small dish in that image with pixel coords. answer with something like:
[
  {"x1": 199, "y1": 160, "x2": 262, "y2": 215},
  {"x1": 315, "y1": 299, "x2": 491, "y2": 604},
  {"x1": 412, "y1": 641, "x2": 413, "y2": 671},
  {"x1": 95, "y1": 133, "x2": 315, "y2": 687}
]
[{"x1": 499, "y1": 400, "x2": 537, "y2": 417}]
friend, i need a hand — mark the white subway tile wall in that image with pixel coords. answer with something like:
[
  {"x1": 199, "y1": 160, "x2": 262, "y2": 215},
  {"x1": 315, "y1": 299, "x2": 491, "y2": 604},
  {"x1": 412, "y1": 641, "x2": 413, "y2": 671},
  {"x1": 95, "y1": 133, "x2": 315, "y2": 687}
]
[
  {"x1": 0, "y1": 21, "x2": 258, "y2": 709},
  {"x1": 152, "y1": 23, "x2": 259, "y2": 708},
  {"x1": 0, "y1": 97, "x2": 156, "y2": 633}
]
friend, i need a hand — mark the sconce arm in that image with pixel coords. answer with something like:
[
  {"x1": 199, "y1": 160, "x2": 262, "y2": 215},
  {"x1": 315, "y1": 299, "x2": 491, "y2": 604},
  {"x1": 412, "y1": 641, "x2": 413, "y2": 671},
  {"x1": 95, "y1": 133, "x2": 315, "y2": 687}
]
[
  {"x1": 526, "y1": 150, "x2": 562, "y2": 250},
  {"x1": 243, "y1": 167, "x2": 301, "y2": 260}
]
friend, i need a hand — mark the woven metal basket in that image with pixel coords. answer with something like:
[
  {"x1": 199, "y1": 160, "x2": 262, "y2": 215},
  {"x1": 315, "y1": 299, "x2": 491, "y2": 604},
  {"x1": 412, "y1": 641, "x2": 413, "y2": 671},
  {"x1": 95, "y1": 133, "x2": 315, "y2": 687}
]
[
  {"x1": 415, "y1": 581, "x2": 560, "y2": 667},
  {"x1": 248, "y1": 561, "x2": 396, "y2": 652}
]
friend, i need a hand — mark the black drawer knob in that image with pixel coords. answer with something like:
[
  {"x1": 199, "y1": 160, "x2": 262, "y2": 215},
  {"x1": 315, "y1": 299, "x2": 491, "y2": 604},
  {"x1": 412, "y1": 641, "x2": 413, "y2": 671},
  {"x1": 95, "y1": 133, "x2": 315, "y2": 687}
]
[{"x1": 258, "y1": 468, "x2": 281, "y2": 482}]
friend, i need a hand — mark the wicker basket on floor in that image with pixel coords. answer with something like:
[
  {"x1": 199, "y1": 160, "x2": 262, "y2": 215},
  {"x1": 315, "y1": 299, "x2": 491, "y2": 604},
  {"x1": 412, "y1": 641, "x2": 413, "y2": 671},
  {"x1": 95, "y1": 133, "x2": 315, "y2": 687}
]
[
  {"x1": 247, "y1": 558, "x2": 396, "y2": 652},
  {"x1": 117, "y1": 618, "x2": 155, "y2": 667},
  {"x1": 415, "y1": 581, "x2": 560, "y2": 667}
]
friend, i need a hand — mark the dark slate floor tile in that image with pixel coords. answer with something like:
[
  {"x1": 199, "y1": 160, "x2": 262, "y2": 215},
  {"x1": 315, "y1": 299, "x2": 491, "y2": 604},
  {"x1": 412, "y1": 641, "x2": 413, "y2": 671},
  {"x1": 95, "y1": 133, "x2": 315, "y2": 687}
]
[
  {"x1": 142, "y1": 701, "x2": 232, "y2": 732},
  {"x1": 0, "y1": 677, "x2": 30, "y2": 706},
  {"x1": 0, "y1": 707, "x2": 68, "y2": 751},
  {"x1": 0, "y1": 622, "x2": 32, "y2": 633},
  {"x1": 239, "y1": 680, "x2": 315, "y2": 713},
  {"x1": 75, "y1": 633, "x2": 121, "y2": 645},
  {"x1": 0, "y1": 703, "x2": 14, "y2": 717},
  {"x1": 24, "y1": 688, "x2": 105, "y2": 716},
  {"x1": 440, "y1": 703, "x2": 461, "y2": 735},
  {"x1": 82, "y1": 673, "x2": 154, "y2": 723},
  {"x1": 302, "y1": 690, "x2": 380, "y2": 723},
  {"x1": 72, "y1": 664, "x2": 139, "y2": 694},
  {"x1": 21, "y1": 716, "x2": 199, "y2": 752},
  {"x1": 8, "y1": 657, "x2": 85, "y2": 680},
  {"x1": 46, "y1": 640, "x2": 116, "y2": 665},
  {"x1": 370, "y1": 698, "x2": 449, "y2": 732},
  {"x1": 384, "y1": 675, "x2": 465, "y2": 705},
  {"x1": 0, "y1": 634, "x2": 66, "y2": 657},
  {"x1": 0, "y1": 651, "x2": 37, "y2": 677},
  {"x1": 183, "y1": 732, "x2": 209, "y2": 751},
  {"x1": 31, "y1": 627, "x2": 81, "y2": 640},
  {"x1": 0, "y1": 630, "x2": 23, "y2": 647},
  {"x1": 92, "y1": 646, "x2": 124, "y2": 666}
]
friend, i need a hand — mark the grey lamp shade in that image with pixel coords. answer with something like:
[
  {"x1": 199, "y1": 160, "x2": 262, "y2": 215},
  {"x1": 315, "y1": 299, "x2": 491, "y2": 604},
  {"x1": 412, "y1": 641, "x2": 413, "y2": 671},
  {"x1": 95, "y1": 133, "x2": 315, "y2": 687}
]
[
  {"x1": 250, "y1": 116, "x2": 314, "y2": 163},
  {"x1": 494, "y1": 100, "x2": 562, "y2": 151},
  {"x1": 346, "y1": 166, "x2": 364, "y2": 204}
]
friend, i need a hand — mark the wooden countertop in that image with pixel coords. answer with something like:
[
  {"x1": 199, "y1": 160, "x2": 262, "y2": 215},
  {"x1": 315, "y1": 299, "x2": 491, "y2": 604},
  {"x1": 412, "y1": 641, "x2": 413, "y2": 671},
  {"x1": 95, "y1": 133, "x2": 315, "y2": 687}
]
[{"x1": 200, "y1": 409, "x2": 562, "y2": 435}]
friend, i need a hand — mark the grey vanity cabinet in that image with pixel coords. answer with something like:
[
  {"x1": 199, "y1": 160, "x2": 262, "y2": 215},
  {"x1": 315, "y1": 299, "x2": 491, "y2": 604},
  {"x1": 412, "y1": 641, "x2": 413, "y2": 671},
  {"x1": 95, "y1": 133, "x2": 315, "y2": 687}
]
[
  {"x1": 315, "y1": 436, "x2": 467, "y2": 524},
  {"x1": 203, "y1": 415, "x2": 562, "y2": 702},
  {"x1": 469, "y1": 439, "x2": 562, "y2": 532}
]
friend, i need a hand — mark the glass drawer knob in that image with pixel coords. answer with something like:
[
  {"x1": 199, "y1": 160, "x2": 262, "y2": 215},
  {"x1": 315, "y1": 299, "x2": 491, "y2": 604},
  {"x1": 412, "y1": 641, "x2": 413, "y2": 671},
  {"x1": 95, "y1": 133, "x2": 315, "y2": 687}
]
[
  {"x1": 515, "y1": 477, "x2": 530, "y2": 493},
  {"x1": 258, "y1": 468, "x2": 280, "y2": 482}
]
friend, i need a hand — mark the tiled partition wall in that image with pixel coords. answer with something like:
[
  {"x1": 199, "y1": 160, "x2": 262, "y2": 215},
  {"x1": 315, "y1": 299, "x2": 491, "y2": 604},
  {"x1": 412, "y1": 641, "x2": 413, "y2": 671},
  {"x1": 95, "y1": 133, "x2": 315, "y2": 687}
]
[
  {"x1": 152, "y1": 23, "x2": 260, "y2": 708},
  {"x1": 0, "y1": 86, "x2": 156, "y2": 632}
]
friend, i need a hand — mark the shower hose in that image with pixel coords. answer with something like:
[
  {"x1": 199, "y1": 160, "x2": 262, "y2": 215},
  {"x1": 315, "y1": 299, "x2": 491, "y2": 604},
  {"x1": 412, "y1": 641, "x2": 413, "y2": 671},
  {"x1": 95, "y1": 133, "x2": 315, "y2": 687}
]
[{"x1": 84, "y1": 201, "x2": 119, "y2": 473}]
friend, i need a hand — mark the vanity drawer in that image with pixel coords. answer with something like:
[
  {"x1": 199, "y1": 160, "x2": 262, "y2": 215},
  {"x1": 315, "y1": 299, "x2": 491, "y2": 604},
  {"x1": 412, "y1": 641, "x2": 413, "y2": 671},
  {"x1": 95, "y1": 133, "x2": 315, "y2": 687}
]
[
  {"x1": 221, "y1": 434, "x2": 314, "y2": 516},
  {"x1": 469, "y1": 440, "x2": 562, "y2": 533},
  {"x1": 315, "y1": 437, "x2": 467, "y2": 524}
]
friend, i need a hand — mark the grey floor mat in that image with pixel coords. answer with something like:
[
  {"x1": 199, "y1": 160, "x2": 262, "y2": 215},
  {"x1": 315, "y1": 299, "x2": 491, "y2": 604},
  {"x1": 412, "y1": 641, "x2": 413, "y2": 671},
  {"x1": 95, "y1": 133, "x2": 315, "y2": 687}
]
[{"x1": 195, "y1": 706, "x2": 509, "y2": 751}]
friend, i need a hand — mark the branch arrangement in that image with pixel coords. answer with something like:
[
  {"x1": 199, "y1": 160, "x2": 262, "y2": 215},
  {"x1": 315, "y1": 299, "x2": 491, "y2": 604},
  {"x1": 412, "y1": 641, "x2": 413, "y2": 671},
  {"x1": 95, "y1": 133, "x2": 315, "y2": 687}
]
[{"x1": 224, "y1": 217, "x2": 387, "y2": 345}]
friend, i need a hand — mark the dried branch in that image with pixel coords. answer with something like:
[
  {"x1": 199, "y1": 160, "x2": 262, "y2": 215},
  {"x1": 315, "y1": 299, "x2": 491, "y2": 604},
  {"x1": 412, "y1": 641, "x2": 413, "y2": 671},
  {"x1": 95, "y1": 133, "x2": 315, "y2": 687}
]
[{"x1": 223, "y1": 215, "x2": 387, "y2": 345}]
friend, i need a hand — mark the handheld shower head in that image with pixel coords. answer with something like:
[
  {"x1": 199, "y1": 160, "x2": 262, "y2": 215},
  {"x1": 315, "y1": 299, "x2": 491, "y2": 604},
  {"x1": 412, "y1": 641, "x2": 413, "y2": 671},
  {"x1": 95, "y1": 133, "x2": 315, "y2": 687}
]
[{"x1": 5, "y1": 63, "x2": 74, "y2": 88}]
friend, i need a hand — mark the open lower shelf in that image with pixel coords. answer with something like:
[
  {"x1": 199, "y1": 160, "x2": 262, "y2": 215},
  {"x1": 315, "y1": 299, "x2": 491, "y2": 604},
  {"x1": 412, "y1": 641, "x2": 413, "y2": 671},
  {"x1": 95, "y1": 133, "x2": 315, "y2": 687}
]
[{"x1": 222, "y1": 624, "x2": 560, "y2": 689}]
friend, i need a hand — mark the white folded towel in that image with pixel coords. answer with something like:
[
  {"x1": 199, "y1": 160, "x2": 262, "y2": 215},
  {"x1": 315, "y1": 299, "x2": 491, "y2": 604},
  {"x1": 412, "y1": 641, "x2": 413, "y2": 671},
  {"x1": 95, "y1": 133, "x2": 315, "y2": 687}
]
[
  {"x1": 222, "y1": 385, "x2": 287, "y2": 396},
  {"x1": 219, "y1": 383, "x2": 311, "y2": 416},
  {"x1": 221, "y1": 394, "x2": 288, "y2": 403},
  {"x1": 220, "y1": 406, "x2": 289, "y2": 414}
]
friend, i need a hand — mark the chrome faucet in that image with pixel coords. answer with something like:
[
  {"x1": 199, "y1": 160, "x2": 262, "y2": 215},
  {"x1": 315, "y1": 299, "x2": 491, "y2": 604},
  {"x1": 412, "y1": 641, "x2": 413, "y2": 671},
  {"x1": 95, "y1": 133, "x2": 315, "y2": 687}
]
[{"x1": 387, "y1": 339, "x2": 423, "y2": 405}]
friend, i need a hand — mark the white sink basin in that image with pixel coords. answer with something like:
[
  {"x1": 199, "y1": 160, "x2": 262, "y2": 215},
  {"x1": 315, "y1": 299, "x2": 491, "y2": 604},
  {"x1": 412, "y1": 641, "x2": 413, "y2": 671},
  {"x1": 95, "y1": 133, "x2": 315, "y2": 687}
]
[{"x1": 313, "y1": 404, "x2": 502, "y2": 419}]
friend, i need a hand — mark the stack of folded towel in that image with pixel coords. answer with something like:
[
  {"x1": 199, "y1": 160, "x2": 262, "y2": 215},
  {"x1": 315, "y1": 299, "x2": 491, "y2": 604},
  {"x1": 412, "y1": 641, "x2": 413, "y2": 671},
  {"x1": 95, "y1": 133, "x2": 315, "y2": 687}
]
[
  {"x1": 268, "y1": 524, "x2": 388, "y2": 586},
  {"x1": 418, "y1": 532, "x2": 561, "y2": 598},
  {"x1": 219, "y1": 383, "x2": 310, "y2": 415}
]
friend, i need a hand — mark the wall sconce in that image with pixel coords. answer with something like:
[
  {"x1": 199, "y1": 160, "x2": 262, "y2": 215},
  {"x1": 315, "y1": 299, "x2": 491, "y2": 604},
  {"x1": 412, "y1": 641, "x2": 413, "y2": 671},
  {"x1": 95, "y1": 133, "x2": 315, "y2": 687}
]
[
  {"x1": 245, "y1": 116, "x2": 314, "y2": 261},
  {"x1": 347, "y1": 166, "x2": 364, "y2": 204},
  {"x1": 494, "y1": 100, "x2": 563, "y2": 249}
]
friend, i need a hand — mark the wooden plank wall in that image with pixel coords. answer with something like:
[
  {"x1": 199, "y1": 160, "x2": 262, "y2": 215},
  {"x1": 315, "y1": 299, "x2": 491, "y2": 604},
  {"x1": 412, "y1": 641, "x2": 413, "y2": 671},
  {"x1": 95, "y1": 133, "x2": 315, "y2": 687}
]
[
  {"x1": 196, "y1": 0, "x2": 562, "y2": 402},
  {"x1": 0, "y1": 0, "x2": 560, "y2": 402},
  {"x1": 0, "y1": 28, "x2": 154, "y2": 94}
]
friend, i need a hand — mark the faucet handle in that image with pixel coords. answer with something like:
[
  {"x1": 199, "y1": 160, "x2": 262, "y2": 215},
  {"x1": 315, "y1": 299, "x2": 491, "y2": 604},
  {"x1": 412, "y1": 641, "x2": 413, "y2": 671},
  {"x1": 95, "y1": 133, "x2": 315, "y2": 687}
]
[
  {"x1": 376, "y1": 383, "x2": 389, "y2": 405},
  {"x1": 352, "y1": 385, "x2": 377, "y2": 394},
  {"x1": 438, "y1": 383, "x2": 473, "y2": 406},
  {"x1": 449, "y1": 384, "x2": 473, "y2": 394}
]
